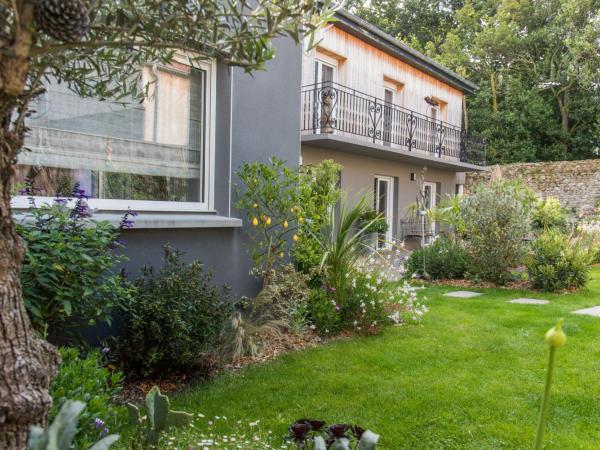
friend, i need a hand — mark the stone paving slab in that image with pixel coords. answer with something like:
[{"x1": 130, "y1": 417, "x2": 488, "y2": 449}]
[
  {"x1": 509, "y1": 298, "x2": 549, "y2": 305},
  {"x1": 572, "y1": 306, "x2": 600, "y2": 317},
  {"x1": 444, "y1": 291, "x2": 482, "y2": 298}
]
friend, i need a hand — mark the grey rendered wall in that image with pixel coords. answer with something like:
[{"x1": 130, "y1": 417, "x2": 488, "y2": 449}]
[
  {"x1": 301, "y1": 145, "x2": 464, "y2": 237},
  {"x1": 121, "y1": 38, "x2": 302, "y2": 298}
]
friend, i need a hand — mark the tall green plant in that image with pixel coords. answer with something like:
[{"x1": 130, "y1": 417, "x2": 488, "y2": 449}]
[
  {"x1": 293, "y1": 160, "x2": 342, "y2": 277},
  {"x1": 236, "y1": 157, "x2": 302, "y2": 286},
  {"x1": 316, "y1": 196, "x2": 376, "y2": 291}
]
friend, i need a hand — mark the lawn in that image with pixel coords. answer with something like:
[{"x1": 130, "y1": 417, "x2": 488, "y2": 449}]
[{"x1": 164, "y1": 269, "x2": 600, "y2": 449}]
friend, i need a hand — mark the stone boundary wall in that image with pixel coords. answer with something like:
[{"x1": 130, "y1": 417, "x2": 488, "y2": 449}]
[{"x1": 466, "y1": 159, "x2": 600, "y2": 215}]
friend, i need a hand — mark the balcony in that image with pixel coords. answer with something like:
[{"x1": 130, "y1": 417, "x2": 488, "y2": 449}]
[{"x1": 301, "y1": 82, "x2": 486, "y2": 167}]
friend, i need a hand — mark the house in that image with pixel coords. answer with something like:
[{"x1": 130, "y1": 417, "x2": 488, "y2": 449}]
[
  {"x1": 11, "y1": 9, "x2": 485, "y2": 296},
  {"x1": 300, "y1": 10, "x2": 486, "y2": 248}
]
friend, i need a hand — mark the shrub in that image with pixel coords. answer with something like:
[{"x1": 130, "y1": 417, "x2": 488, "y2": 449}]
[
  {"x1": 293, "y1": 160, "x2": 342, "y2": 278},
  {"x1": 532, "y1": 197, "x2": 568, "y2": 230},
  {"x1": 405, "y1": 236, "x2": 472, "y2": 280},
  {"x1": 527, "y1": 230, "x2": 591, "y2": 291},
  {"x1": 461, "y1": 180, "x2": 532, "y2": 284},
  {"x1": 306, "y1": 287, "x2": 341, "y2": 334},
  {"x1": 308, "y1": 269, "x2": 427, "y2": 335},
  {"x1": 359, "y1": 210, "x2": 388, "y2": 234},
  {"x1": 17, "y1": 185, "x2": 136, "y2": 340},
  {"x1": 116, "y1": 246, "x2": 235, "y2": 377},
  {"x1": 236, "y1": 157, "x2": 302, "y2": 286},
  {"x1": 49, "y1": 348, "x2": 126, "y2": 449}
]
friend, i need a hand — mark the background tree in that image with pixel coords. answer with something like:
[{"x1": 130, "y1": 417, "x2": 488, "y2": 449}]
[
  {"x1": 0, "y1": 1, "x2": 337, "y2": 448},
  {"x1": 349, "y1": 0, "x2": 600, "y2": 163}
]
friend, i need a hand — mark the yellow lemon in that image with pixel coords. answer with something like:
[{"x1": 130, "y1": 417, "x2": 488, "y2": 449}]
[
  {"x1": 293, "y1": 234, "x2": 299, "y2": 241},
  {"x1": 283, "y1": 220, "x2": 289, "y2": 228},
  {"x1": 251, "y1": 217, "x2": 258, "y2": 226},
  {"x1": 298, "y1": 216, "x2": 304, "y2": 223},
  {"x1": 279, "y1": 251, "x2": 284, "y2": 257},
  {"x1": 253, "y1": 203, "x2": 258, "y2": 208},
  {"x1": 266, "y1": 217, "x2": 272, "y2": 225}
]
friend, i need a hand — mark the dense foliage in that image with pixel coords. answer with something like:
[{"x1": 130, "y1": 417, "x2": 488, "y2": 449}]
[
  {"x1": 17, "y1": 187, "x2": 135, "y2": 341},
  {"x1": 532, "y1": 197, "x2": 569, "y2": 231},
  {"x1": 236, "y1": 158, "x2": 302, "y2": 286},
  {"x1": 293, "y1": 160, "x2": 342, "y2": 278},
  {"x1": 117, "y1": 247, "x2": 235, "y2": 377},
  {"x1": 49, "y1": 348, "x2": 126, "y2": 449},
  {"x1": 460, "y1": 181, "x2": 531, "y2": 283},
  {"x1": 527, "y1": 229, "x2": 591, "y2": 291},
  {"x1": 349, "y1": 0, "x2": 600, "y2": 163},
  {"x1": 406, "y1": 235, "x2": 472, "y2": 280}
]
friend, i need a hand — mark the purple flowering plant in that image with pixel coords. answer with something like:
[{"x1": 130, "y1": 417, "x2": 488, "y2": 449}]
[{"x1": 16, "y1": 179, "x2": 137, "y2": 340}]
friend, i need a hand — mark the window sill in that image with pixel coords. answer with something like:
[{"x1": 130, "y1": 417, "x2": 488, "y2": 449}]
[
  {"x1": 13, "y1": 210, "x2": 243, "y2": 229},
  {"x1": 95, "y1": 212, "x2": 243, "y2": 229}
]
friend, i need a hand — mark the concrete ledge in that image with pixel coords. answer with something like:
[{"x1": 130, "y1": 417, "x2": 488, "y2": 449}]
[
  {"x1": 95, "y1": 213, "x2": 243, "y2": 229},
  {"x1": 14, "y1": 211, "x2": 243, "y2": 229}
]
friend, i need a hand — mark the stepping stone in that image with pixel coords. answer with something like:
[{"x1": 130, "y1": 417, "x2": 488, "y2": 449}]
[
  {"x1": 509, "y1": 298, "x2": 549, "y2": 305},
  {"x1": 444, "y1": 291, "x2": 482, "y2": 298},
  {"x1": 572, "y1": 306, "x2": 600, "y2": 317}
]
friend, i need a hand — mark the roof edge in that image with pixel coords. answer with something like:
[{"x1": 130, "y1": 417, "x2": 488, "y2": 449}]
[{"x1": 334, "y1": 9, "x2": 479, "y2": 94}]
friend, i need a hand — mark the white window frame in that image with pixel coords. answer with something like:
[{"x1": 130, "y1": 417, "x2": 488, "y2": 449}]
[
  {"x1": 422, "y1": 181, "x2": 437, "y2": 239},
  {"x1": 375, "y1": 175, "x2": 395, "y2": 250},
  {"x1": 315, "y1": 54, "x2": 338, "y2": 85},
  {"x1": 11, "y1": 58, "x2": 217, "y2": 213}
]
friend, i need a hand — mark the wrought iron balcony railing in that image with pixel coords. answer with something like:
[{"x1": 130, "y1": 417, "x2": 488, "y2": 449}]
[{"x1": 301, "y1": 82, "x2": 486, "y2": 166}]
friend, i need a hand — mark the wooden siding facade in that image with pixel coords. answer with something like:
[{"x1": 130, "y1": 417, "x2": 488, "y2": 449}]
[{"x1": 302, "y1": 26, "x2": 464, "y2": 128}]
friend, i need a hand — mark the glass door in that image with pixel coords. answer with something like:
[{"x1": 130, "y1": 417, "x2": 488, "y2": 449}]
[
  {"x1": 375, "y1": 176, "x2": 394, "y2": 250},
  {"x1": 428, "y1": 106, "x2": 440, "y2": 156},
  {"x1": 422, "y1": 181, "x2": 437, "y2": 241},
  {"x1": 315, "y1": 59, "x2": 337, "y2": 133},
  {"x1": 383, "y1": 88, "x2": 394, "y2": 146}
]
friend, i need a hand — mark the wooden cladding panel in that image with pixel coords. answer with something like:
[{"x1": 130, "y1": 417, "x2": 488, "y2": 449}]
[{"x1": 302, "y1": 26, "x2": 464, "y2": 127}]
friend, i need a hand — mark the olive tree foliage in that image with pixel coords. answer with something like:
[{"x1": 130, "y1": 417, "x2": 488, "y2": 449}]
[{"x1": 0, "y1": 1, "x2": 338, "y2": 448}]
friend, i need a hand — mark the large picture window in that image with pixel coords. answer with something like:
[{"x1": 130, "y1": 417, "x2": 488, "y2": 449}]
[{"x1": 13, "y1": 59, "x2": 216, "y2": 212}]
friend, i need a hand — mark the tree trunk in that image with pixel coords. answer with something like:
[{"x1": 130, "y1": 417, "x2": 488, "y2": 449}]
[
  {"x1": 0, "y1": 3, "x2": 61, "y2": 448},
  {"x1": 490, "y1": 71, "x2": 498, "y2": 114},
  {"x1": 559, "y1": 89, "x2": 570, "y2": 133}
]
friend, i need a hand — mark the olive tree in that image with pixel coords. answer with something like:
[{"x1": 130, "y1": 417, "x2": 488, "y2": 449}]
[{"x1": 0, "y1": 1, "x2": 337, "y2": 447}]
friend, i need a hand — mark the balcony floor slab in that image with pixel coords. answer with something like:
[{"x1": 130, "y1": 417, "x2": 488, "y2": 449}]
[{"x1": 301, "y1": 133, "x2": 488, "y2": 172}]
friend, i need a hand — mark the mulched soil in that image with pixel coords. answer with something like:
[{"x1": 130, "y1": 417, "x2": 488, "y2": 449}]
[
  {"x1": 116, "y1": 330, "x2": 324, "y2": 405},
  {"x1": 426, "y1": 278, "x2": 532, "y2": 290}
]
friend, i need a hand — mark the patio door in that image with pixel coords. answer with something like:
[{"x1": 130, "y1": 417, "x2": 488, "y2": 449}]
[
  {"x1": 383, "y1": 88, "x2": 395, "y2": 146},
  {"x1": 375, "y1": 176, "x2": 394, "y2": 249},
  {"x1": 428, "y1": 106, "x2": 441, "y2": 156},
  {"x1": 422, "y1": 181, "x2": 436, "y2": 240},
  {"x1": 315, "y1": 58, "x2": 337, "y2": 133}
]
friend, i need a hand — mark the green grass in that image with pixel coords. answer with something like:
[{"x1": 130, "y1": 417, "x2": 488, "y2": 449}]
[{"x1": 148, "y1": 269, "x2": 600, "y2": 449}]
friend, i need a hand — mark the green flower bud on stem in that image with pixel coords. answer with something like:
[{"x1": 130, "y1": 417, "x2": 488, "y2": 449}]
[
  {"x1": 535, "y1": 319, "x2": 567, "y2": 450},
  {"x1": 545, "y1": 319, "x2": 566, "y2": 348}
]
